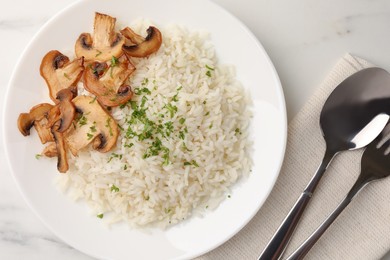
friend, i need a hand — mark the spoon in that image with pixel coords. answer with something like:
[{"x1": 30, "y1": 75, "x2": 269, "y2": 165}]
[
  {"x1": 286, "y1": 122, "x2": 390, "y2": 260},
  {"x1": 259, "y1": 67, "x2": 390, "y2": 260}
]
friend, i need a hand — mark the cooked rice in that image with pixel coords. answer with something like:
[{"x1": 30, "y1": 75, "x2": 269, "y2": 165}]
[{"x1": 56, "y1": 21, "x2": 252, "y2": 228}]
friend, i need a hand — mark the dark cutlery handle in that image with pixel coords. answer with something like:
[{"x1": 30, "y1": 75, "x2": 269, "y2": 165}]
[
  {"x1": 286, "y1": 176, "x2": 369, "y2": 260},
  {"x1": 258, "y1": 149, "x2": 336, "y2": 260},
  {"x1": 286, "y1": 197, "x2": 352, "y2": 260}
]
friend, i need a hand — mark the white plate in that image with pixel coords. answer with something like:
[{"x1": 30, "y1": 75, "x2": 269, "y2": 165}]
[{"x1": 3, "y1": 0, "x2": 287, "y2": 259}]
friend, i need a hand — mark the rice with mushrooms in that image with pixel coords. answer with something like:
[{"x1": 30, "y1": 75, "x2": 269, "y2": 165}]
[{"x1": 56, "y1": 21, "x2": 252, "y2": 228}]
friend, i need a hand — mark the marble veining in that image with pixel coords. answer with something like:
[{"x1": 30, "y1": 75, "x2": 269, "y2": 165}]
[{"x1": 2, "y1": 0, "x2": 390, "y2": 259}]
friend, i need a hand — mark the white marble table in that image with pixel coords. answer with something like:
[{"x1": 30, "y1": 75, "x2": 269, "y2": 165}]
[{"x1": 1, "y1": 0, "x2": 390, "y2": 259}]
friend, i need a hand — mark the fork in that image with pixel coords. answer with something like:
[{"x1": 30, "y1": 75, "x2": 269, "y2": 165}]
[{"x1": 286, "y1": 122, "x2": 390, "y2": 260}]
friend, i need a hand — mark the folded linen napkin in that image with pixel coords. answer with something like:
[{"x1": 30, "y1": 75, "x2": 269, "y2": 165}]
[{"x1": 198, "y1": 54, "x2": 390, "y2": 260}]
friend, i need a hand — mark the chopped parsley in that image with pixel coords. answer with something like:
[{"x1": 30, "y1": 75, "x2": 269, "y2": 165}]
[
  {"x1": 105, "y1": 118, "x2": 113, "y2": 136},
  {"x1": 63, "y1": 73, "x2": 71, "y2": 80},
  {"x1": 124, "y1": 143, "x2": 134, "y2": 148},
  {"x1": 164, "y1": 103, "x2": 178, "y2": 118},
  {"x1": 235, "y1": 128, "x2": 242, "y2": 135},
  {"x1": 95, "y1": 50, "x2": 102, "y2": 57},
  {"x1": 87, "y1": 133, "x2": 94, "y2": 140},
  {"x1": 120, "y1": 83, "x2": 199, "y2": 167},
  {"x1": 164, "y1": 121, "x2": 174, "y2": 137},
  {"x1": 109, "y1": 56, "x2": 119, "y2": 78},
  {"x1": 97, "y1": 213, "x2": 104, "y2": 219},
  {"x1": 111, "y1": 55, "x2": 119, "y2": 66},
  {"x1": 35, "y1": 154, "x2": 42, "y2": 160},
  {"x1": 205, "y1": 64, "x2": 215, "y2": 71},
  {"x1": 143, "y1": 138, "x2": 163, "y2": 158},
  {"x1": 89, "y1": 96, "x2": 97, "y2": 104},
  {"x1": 90, "y1": 122, "x2": 97, "y2": 133},
  {"x1": 108, "y1": 153, "x2": 122, "y2": 163},
  {"x1": 77, "y1": 114, "x2": 88, "y2": 126},
  {"x1": 140, "y1": 96, "x2": 148, "y2": 107},
  {"x1": 142, "y1": 78, "x2": 149, "y2": 85},
  {"x1": 179, "y1": 131, "x2": 185, "y2": 140},
  {"x1": 110, "y1": 184, "x2": 120, "y2": 192},
  {"x1": 162, "y1": 147, "x2": 170, "y2": 166},
  {"x1": 205, "y1": 65, "x2": 214, "y2": 77},
  {"x1": 134, "y1": 87, "x2": 151, "y2": 95},
  {"x1": 183, "y1": 160, "x2": 199, "y2": 167}
]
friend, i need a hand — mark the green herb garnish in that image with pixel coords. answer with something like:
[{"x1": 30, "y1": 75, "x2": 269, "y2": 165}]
[
  {"x1": 205, "y1": 64, "x2": 215, "y2": 71},
  {"x1": 95, "y1": 50, "x2": 102, "y2": 57},
  {"x1": 105, "y1": 118, "x2": 113, "y2": 136},
  {"x1": 97, "y1": 214, "x2": 104, "y2": 219},
  {"x1": 63, "y1": 73, "x2": 71, "y2": 80},
  {"x1": 111, "y1": 184, "x2": 120, "y2": 192},
  {"x1": 183, "y1": 160, "x2": 199, "y2": 167},
  {"x1": 89, "y1": 96, "x2": 97, "y2": 104},
  {"x1": 162, "y1": 147, "x2": 170, "y2": 166},
  {"x1": 108, "y1": 153, "x2": 122, "y2": 163},
  {"x1": 140, "y1": 96, "x2": 148, "y2": 107},
  {"x1": 164, "y1": 103, "x2": 178, "y2": 118},
  {"x1": 109, "y1": 56, "x2": 119, "y2": 78},
  {"x1": 134, "y1": 87, "x2": 151, "y2": 95},
  {"x1": 90, "y1": 122, "x2": 97, "y2": 133},
  {"x1": 164, "y1": 121, "x2": 174, "y2": 137},
  {"x1": 142, "y1": 78, "x2": 149, "y2": 85},
  {"x1": 179, "y1": 131, "x2": 185, "y2": 140},
  {"x1": 77, "y1": 114, "x2": 87, "y2": 126}
]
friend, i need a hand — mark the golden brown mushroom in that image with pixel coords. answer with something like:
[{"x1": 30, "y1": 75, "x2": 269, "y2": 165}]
[
  {"x1": 34, "y1": 116, "x2": 54, "y2": 144},
  {"x1": 83, "y1": 55, "x2": 135, "y2": 107},
  {"x1": 121, "y1": 26, "x2": 162, "y2": 58},
  {"x1": 40, "y1": 50, "x2": 84, "y2": 102},
  {"x1": 55, "y1": 87, "x2": 77, "y2": 133},
  {"x1": 46, "y1": 86, "x2": 77, "y2": 133},
  {"x1": 17, "y1": 103, "x2": 53, "y2": 136},
  {"x1": 51, "y1": 120, "x2": 69, "y2": 173},
  {"x1": 65, "y1": 95, "x2": 119, "y2": 156},
  {"x1": 75, "y1": 12, "x2": 125, "y2": 62},
  {"x1": 41, "y1": 142, "x2": 57, "y2": 158}
]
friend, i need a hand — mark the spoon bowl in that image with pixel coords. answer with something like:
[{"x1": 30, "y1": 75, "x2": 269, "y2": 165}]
[
  {"x1": 259, "y1": 67, "x2": 390, "y2": 260},
  {"x1": 321, "y1": 67, "x2": 390, "y2": 152}
]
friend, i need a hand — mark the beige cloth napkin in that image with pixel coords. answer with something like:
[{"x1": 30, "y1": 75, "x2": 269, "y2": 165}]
[{"x1": 198, "y1": 54, "x2": 390, "y2": 260}]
